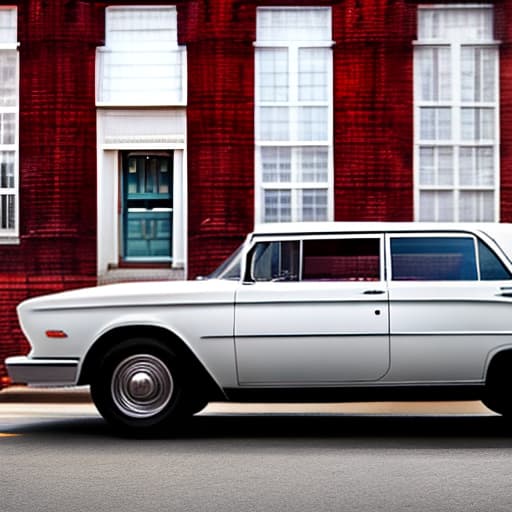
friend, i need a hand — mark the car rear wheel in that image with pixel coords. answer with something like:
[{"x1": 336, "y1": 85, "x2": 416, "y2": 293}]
[
  {"x1": 482, "y1": 358, "x2": 512, "y2": 417},
  {"x1": 482, "y1": 395, "x2": 512, "y2": 416},
  {"x1": 91, "y1": 338, "x2": 185, "y2": 432}
]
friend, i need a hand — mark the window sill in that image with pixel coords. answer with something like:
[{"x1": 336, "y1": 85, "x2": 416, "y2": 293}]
[
  {"x1": 0, "y1": 236, "x2": 20, "y2": 245},
  {"x1": 98, "y1": 267, "x2": 185, "y2": 285}
]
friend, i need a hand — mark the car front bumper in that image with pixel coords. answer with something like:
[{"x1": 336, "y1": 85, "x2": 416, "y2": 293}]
[{"x1": 5, "y1": 356, "x2": 79, "y2": 387}]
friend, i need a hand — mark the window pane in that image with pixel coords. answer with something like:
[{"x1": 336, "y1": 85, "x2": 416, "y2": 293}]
[
  {"x1": 0, "y1": 193, "x2": 14, "y2": 229},
  {"x1": 258, "y1": 107, "x2": 289, "y2": 141},
  {"x1": 299, "y1": 147, "x2": 328, "y2": 182},
  {"x1": 461, "y1": 108, "x2": 494, "y2": 140},
  {"x1": 0, "y1": 151, "x2": 14, "y2": 188},
  {"x1": 420, "y1": 108, "x2": 451, "y2": 140},
  {"x1": 419, "y1": 190, "x2": 453, "y2": 221},
  {"x1": 419, "y1": 147, "x2": 435, "y2": 185},
  {"x1": 257, "y1": 8, "x2": 331, "y2": 42},
  {"x1": 298, "y1": 107, "x2": 328, "y2": 141},
  {"x1": 0, "y1": 8, "x2": 16, "y2": 44},
  {"x1": 0, "y1": 51, "x2": 17, "y2": 107},
  {"x1": 459, "y1": 191, "x2": 494, "y2": 221},
  {"x1": 258, "y1": 49, "x2": 288, "y2": 102},
  {"x1": 461, "y1": 47, "x2": 496, "y2": 102},
  {"x1": 459, "y1": 147, "x2": 494, "y2": 186},
  {"x1": 391, "y1": 237, "x2": 477, "y2": 281},
  {"x1": 261, "y1": 147, "x2": 291, "y2": 183},
  {"x1": 0, "y1": 112, "x2": 15, "y2": 144},
  {"x1": 251, "y1": 241, "x2": 300, "y2": 281},
  {"x1": 300, "y1": 189, "x2": 328, "y2": 221},
  {"x1": 303, "y1": 238, "x2": 380, "y2": 281},
  {"x1": 416, "y1": 47, "x2": 451, "y2": 101},
  {"x1": 478, "y1": 240, "x2": 512, "y2": 280},
  {"x1": 299, "y1": 48, "x2": 329, "y2": 101},
  {"x1": 419, "y1": 146, "x2": 453, "y2": 186},
  {"x1": 264, "y1": 190, "x2": 291, "y2": 222}
]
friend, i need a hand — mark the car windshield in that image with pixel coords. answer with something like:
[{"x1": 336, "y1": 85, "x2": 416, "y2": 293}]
[{"x1": 207, "y1": 243, "x2": 244, "y2": 280}]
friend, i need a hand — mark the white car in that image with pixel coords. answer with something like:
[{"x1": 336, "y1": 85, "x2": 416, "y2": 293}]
[{"x1": 7, "y1": 222, "x2": 512, "y2": 431}]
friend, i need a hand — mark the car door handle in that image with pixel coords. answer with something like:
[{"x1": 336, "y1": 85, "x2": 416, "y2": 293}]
[{"x1": 363, "y1": 290, "x2": 386, "y2": 295}]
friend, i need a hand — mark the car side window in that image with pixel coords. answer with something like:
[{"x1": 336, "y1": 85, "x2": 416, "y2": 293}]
[
  {"x1": 391, "y1": 237, "x2": 477, "y2": 281},
  {"x1": 250, "y1": 241, "x2": 300, "y2": 281},
  {"x1": 478, "y1": 240, "x2": 512, "y2": 280},
  {"x1": 302, "y1": 238, "x2": 380, "y2": 281}
]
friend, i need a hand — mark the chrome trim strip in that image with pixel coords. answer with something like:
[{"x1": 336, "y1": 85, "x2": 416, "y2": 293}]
[
  {"x1": 391, "y1": 331, "x2": 512, "y2": 336},
  {"x1": 5, "y1": 356, "x2": 79, "y2": 386},
  {"x1": 233, "y1": 333, "x2": 388, "y2": 339}
]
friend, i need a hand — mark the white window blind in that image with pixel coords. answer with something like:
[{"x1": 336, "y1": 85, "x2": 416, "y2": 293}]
[
  {"x1": 97, "y1": 6, "x2": 186, "y2": 105},
  {"x1": 414, "y1": 6, "x2": 498, "y2": 222},
  {"x1": 418, "y1": 8, "x2": 494, "y2": 41},
  {"x1": 0, "y1": 8, "x2": 17, "y2": 238},
  {"x1": 255, "y1": 8, "x2": 333, "y2": 223},
  {"x1": 257, "y1": 8, "x2": 331, "y2": 42}
]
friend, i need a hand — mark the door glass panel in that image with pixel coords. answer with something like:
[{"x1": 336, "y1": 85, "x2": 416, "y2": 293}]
[
  {"x1": 123, "y1": 152, "x2": 173, "y2": 260},
  {"x1": 250, "y1": 241, "x2": 300, "y2": 281},
  {"x1": 302, "y1": 238, "x2": 380, "y2": 281}
]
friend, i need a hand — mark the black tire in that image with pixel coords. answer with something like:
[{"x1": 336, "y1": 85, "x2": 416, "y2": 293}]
[
  {"x1": 90, "y1": 337, "x2": 186, "y2": 432},
  {"x1": 482, "y1": 395, "x2": 511, "y2": 416},
  {"x1": 482, "y1": 360, "x2": 512, "y2": 417}
]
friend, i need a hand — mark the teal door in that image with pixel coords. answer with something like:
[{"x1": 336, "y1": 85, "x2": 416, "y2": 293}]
[{"x1": 122, "y1": 152, "x2": 173, "y2": 261}]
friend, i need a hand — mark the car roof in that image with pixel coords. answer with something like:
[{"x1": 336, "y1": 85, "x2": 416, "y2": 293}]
[{"x1": 251, "y1": 222, "x2": 512, "y2": 237}]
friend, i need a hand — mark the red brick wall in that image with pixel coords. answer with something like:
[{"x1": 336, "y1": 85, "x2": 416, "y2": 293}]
[
  {"x1": 496, "y1": 2, "x2": 512, "y2": 222},
  {"x1": 0, "y1": 1, "x2": 102, "y2": 383},
  {"x1": 180, "y1": 1, "x2": 257, "y2": 278},
  {"x1": 333, "y1": 0, "x2": 416, "y2": 221}
]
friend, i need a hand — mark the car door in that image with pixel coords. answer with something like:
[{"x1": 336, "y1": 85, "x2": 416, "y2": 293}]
[
  {"x1": 234, "y1": 234, "x2": 390, "y2": 385},
  {"x1": 385, "y1": 232, "x2": 512, "y2": 383}
]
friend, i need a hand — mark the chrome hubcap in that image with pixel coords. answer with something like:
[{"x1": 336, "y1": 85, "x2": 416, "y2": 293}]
[
  {"x1": 111, "y1": 354, "x2": 173, "y2": 419},
  {"x1": 128, "y1": 371, "x2": 156, "y2": 399}
]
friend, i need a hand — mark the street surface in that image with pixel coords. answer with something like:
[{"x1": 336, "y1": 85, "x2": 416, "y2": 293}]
[{"x1": 1, "y1": 396, "x2": 512, "y2": 512}]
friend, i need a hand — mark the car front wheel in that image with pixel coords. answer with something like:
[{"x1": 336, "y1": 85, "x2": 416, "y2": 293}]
[{"x1": 91, "y1": 338, "x2": 184, "y2": 432}]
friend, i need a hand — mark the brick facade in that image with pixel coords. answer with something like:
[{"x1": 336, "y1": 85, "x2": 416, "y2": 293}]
[{"x1": 0, "y1": 0, "x2": 511, "y2": 383}]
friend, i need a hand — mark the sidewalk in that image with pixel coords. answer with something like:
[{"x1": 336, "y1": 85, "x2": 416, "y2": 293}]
[
  {"x1": 0, "y1": 385, "x2": 92, "y2": 404},
  {"x1": 0, "y1": 385, "x2": 494, "y2": 414}
]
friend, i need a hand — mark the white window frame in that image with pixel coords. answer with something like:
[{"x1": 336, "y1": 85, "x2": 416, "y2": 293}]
[
  {"x1": 413, "y1": 4, "x2": 499, "y2": 222},
  {"x1": 254, "y1": 7, "x2": 334, "y2": 224},
  {"x1": 0, "y1": 6, "x2": 18, "y2": 243},
  {"x1": 96, "y1": 5, "x2": 187, "y2": 107}
]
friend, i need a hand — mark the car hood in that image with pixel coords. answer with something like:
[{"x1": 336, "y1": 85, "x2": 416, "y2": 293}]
[{"x1": 17, "y1": 279, "x2": 238, "y2": 313}]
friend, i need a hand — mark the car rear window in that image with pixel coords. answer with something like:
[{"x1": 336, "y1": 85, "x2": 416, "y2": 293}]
[{"x1": 391, "y1": 237, "x2": 477, "y2": 281}]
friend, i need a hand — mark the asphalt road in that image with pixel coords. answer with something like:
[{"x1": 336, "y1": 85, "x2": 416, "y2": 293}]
[{"x1": 1, "y1": 401, "x2": 512, "y2": 512}]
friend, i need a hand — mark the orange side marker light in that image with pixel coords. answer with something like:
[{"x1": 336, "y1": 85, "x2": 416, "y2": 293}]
[{"x1": 45, "y1": 330, "x2": 68, "y2": 339}]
